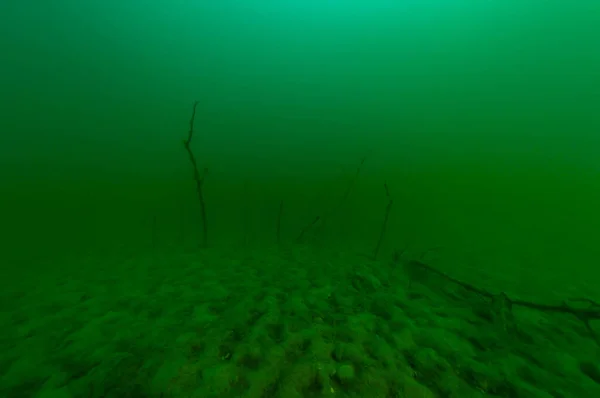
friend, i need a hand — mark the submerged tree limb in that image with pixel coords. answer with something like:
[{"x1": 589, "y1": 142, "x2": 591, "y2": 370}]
[
  {"x1": 296, "y1": 216, "x2": 320, "y2": 242},
  {"x1": 402, "y1": 257, "x2": 600, "y2": 345},
  {"x1": 296, "y1": 156, "x2": 366, "y2": 243},
  {"x1": 183, "y1": 101, "x2": 208, "y2": 247},
  {"x1": 372, "y1": 182, "x2": 393, "y2": 260},
  {"x1": 276, "y1": 199, "x2": 284, "y2": 244}
]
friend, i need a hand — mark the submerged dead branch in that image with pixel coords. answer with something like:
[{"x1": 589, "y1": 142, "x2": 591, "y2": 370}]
[
  {"x1": 372, "y1": 182, "x2": 393, "y2": 260},
  {"x1": 276, "y1": 199, "x2": 284, "y2": 244},
  {"x1": 183, "y1": 101, "x2": 208, "y2": 247},
  {"x1": 400, "y1": 256, "x2": 600, "y2": 345},
  {"x1": 296, "y1": 156, "x2": 366, "y2": 243}
]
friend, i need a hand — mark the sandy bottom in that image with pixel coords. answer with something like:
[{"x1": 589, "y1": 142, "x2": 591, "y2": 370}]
[{"x1": 1, "y1": 245, "x2": 599, "y2": 397}]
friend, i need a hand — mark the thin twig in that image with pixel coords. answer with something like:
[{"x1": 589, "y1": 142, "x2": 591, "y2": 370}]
[
  {"x1": 151, "y1": 215, "x2": 157, "y2": 249},
  {"x1": 405, "y1": 259, "x2": 600, "y2": 344},
  {"x1": 373, "y1": 182, "x2": 393, "y2": 260},
  {"x1": 296, "y1": 216, "x2": 320, "y2": 242},
  {"x1": 296, "y1": 156, "x2": 366, "y2": 242},
  {"x1": 276, "y1": 199, "x2": 284, "y2": 244},
  {"x1": 183, "y1": 101, "x2": 208, "y2": 247},
  {"x1": 334, "y1": 156, "x2": 366, "y2": 215}
]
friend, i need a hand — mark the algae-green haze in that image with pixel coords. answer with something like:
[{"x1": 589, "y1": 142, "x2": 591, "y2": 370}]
[{"x1": 1, "y1": 1, "x2": 599, "y2": 287}]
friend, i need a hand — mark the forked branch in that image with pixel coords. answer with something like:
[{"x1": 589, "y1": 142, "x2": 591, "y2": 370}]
[{"x1": 402, "y1": 257, "x2": 600, "y2": 345}]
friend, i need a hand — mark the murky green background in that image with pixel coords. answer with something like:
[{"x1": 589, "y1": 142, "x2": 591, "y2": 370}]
[{"x1": 1, "y1": 2, "x2": 599, "y2": 290}]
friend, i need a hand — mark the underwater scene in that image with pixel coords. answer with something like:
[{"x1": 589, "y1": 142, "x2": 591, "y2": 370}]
[{"x1": 1, "y1": 1, "x2": 600, "y2": 397}]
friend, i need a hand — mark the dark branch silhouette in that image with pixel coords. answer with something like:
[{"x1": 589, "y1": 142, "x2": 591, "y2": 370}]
[
  {"x1": 373, "y1": 182, "x2": 393, "y2": 260},
  {"x1": 402, "y1": 257, "x2": 600, "y2": 345},
  {"x1": 183, "y1": 101, "x2": 208, "y2": 247}
]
